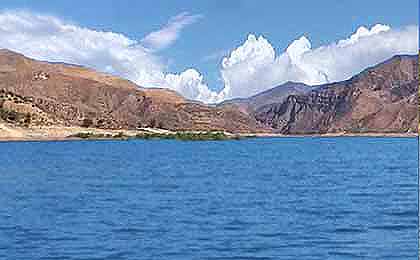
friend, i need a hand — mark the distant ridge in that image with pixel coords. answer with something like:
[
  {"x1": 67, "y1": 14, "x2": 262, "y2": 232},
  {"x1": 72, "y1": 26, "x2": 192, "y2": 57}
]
[{"x1": 221, "y1": 82, "x2": 311, "y2": 114}]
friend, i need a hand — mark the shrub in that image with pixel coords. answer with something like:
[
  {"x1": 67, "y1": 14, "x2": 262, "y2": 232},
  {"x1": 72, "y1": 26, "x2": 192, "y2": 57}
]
[{"x1": 81, "y1": 118, "x2": 93, "y2": 128}]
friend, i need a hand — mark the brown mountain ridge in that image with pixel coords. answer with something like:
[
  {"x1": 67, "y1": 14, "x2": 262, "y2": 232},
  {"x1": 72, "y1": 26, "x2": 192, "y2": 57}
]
[
  {"x1": 0, "y1": 49, "x2": 260, "y2": 134},
  {"x1": 0, "y1": 49, "x2": 417, "y2": 136},
  {"x1": 253, "y1": 55, "x2": 418, "y2": 134}
]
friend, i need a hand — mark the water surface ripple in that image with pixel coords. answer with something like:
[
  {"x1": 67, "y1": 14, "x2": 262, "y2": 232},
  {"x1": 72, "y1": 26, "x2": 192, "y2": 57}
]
[{"x1": 0, "y1": 137, "x2": 417, "y2": 259}]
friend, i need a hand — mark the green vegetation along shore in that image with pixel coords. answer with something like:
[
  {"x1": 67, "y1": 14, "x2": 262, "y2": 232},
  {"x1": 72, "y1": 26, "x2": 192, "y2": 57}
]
[{"x1": 68, "y1": 131, "x2": 248, "y2": 141}]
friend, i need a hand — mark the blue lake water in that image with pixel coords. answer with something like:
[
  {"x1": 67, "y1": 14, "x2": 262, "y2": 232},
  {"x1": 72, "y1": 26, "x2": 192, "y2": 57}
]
[{"x1": 0, "y1": 137, "x2": 418, "y2": 259}]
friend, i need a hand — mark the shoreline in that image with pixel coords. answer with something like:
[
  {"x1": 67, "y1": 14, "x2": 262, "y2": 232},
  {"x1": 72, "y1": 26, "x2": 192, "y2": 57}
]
[
  {"x1": 0, "y1": 130, "x2": 417, "y2": 143},
  {"x1": 0, "y1": 122, "x2": 417, "y2": 142},
  {"x1": 252, "y1": 132, "x2": 419, "y2": 138},
  {"x1": 0, "y1": 135, "x2": 417, "y2": 142}
]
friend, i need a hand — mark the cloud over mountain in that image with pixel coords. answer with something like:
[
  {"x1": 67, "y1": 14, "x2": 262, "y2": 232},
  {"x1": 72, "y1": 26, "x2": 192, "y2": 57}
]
[
  {"x1": 219, "y1": 24, "x2": 418, "y2": 99},
  {"x1": 0, "y1": 10, "x2": 417, "y2": 103},
  {"x1": 0, "y1": 11, "x2": 166, "y2": 86},
  {"x1": 0, "y1": 11, "x2": 210, "y2": 101}
]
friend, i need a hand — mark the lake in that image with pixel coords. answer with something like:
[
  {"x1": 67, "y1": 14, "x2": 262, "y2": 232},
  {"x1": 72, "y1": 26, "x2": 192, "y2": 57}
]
[{"x1": 0, "y1": 137, "x2": 418, "y2": 259}]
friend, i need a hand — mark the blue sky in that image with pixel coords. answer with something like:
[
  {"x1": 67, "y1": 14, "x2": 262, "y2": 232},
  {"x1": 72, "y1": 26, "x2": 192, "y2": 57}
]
[
  {"x1": 0, "y1": 1, "x2": 418, "y2": 102},
  {"x1": 2, "y1": 0, "x2": 418, "y2": 88}
]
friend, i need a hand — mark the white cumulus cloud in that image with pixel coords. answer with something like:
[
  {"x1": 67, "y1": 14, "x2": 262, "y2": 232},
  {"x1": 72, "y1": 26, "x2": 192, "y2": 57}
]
[
  {"x1": 165, "y1": 69, "x2": 220, "y2": 102},
  {"x1": 218, "y1": 24, "x2": 418, "y2": 99},
  {"x1": 0, "y1": 10, "x2": 417, "y2": 104}
]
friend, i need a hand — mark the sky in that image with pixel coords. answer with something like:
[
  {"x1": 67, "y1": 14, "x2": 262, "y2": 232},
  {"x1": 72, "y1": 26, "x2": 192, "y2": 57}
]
[{"x1": 0, "y1": 0, "x2": 418, "y2": 103}]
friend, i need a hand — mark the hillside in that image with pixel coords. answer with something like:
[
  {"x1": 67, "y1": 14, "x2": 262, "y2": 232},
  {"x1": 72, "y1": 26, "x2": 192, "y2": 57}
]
[
  {"x1": 0, "y1": 49, "x2": 260, "y2": 134},
  {"x1": 253, "y1": 55, "x2": 418, "y2": 134}
]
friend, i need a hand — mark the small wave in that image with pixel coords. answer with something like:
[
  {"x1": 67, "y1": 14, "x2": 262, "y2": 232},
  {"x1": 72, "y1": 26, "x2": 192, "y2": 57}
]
[
  {"x1": 334, "y1": 227, "x2": 367, "y2": 234},
  {"x1": 370, "y1": 224, "x2": 417, "y2": 231}
]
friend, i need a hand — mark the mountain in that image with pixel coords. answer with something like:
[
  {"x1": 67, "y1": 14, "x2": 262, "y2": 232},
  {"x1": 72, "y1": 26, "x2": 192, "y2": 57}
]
[
  {"x1": 0, "y1": 49, "x2": 417, "y2": 136},
  {"x1": 221, "y1": 82, "x2": 311, "y2": 115},
  {"x1": 254, "y1": 55, "x2": 418, "y2": 134},
  {"x1": 0, "y1": 49, "x2": 260, "y2": 133}
]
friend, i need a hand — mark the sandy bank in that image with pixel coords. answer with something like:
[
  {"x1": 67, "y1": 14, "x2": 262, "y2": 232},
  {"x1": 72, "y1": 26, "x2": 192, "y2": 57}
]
[{"x1": 0, "y1": 122, "x2": 417, "y2": 142}]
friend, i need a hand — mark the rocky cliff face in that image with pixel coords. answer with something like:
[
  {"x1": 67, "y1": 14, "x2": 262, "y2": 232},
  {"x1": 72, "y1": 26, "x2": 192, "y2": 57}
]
[
  {"x1": 0, "y1": 49, "x2": 260, "y2": 133},
  {"x1": 255, "y1": 55, "x2": 418, "y2": 134}
]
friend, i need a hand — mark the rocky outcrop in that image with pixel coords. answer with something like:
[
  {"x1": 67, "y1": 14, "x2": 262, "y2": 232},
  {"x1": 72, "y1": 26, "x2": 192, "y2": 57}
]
[
  {"x1": 255, "y1": 55, "x2": 418, "y2": 134},
  {"x1": 0, "y1": 49, "x2": 260, "y2": 133}
]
